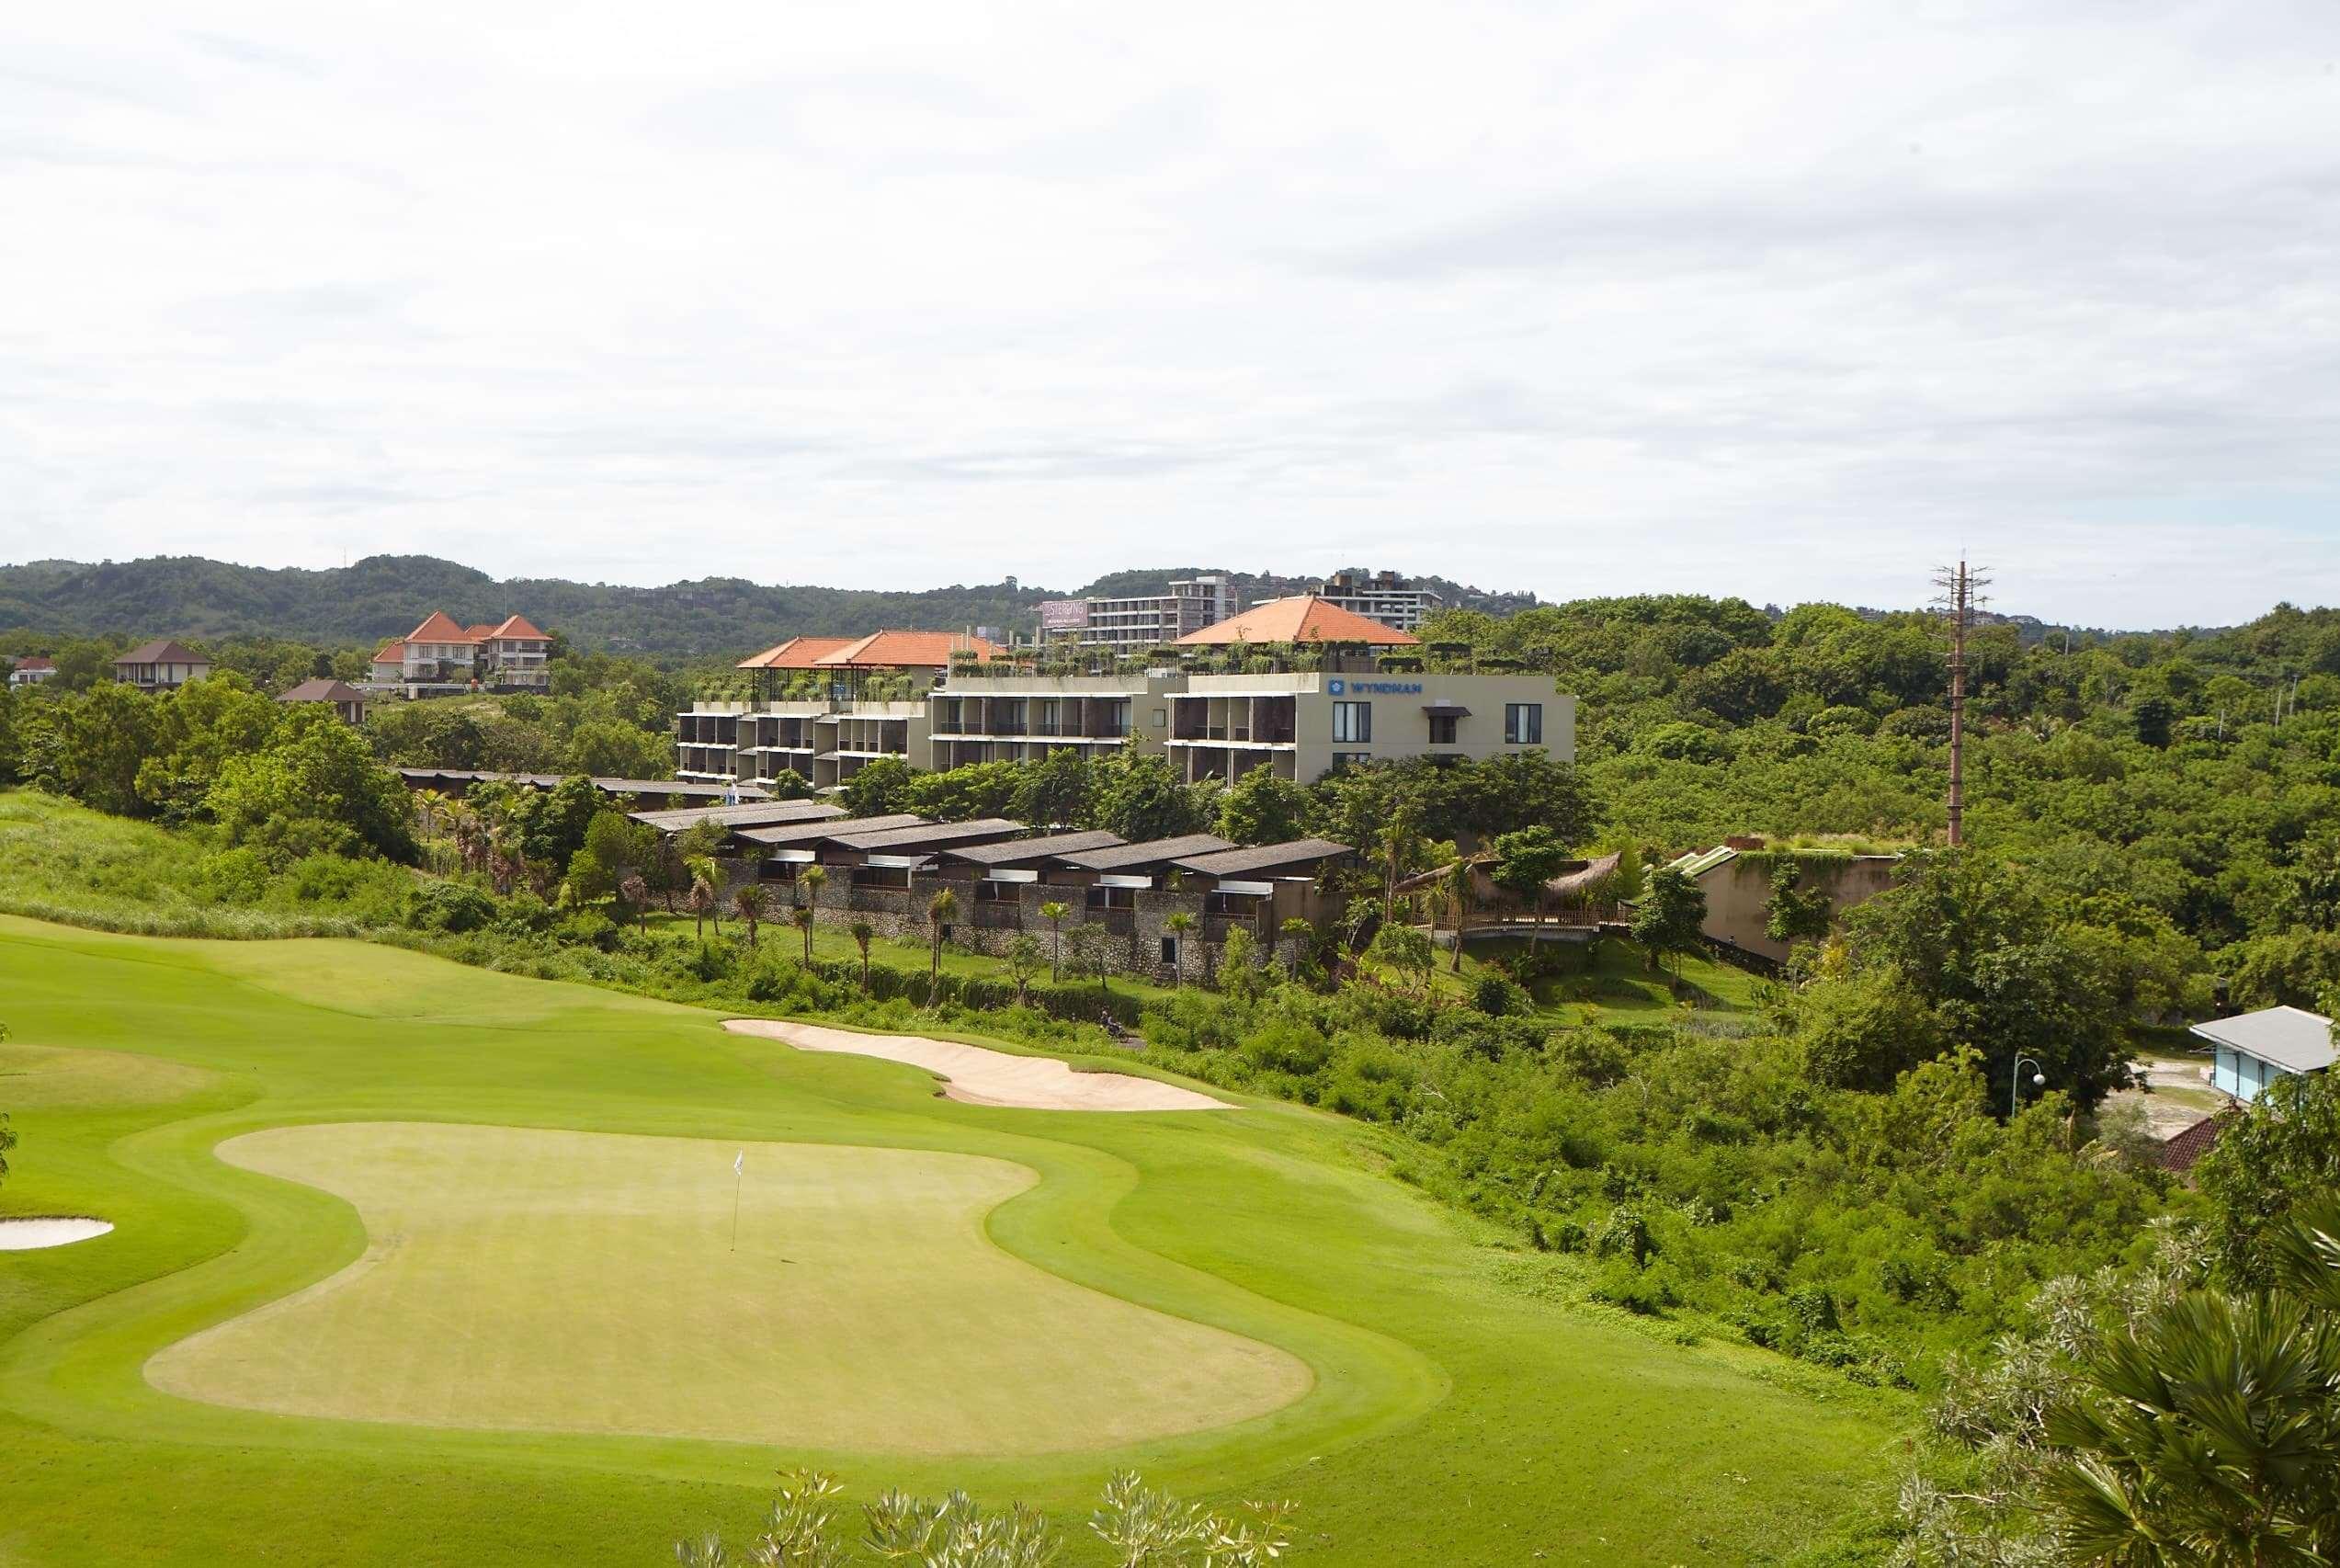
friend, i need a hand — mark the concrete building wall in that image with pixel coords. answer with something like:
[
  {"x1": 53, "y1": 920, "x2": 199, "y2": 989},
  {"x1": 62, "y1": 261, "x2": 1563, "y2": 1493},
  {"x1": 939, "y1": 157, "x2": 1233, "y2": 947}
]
[
  {"x1": 1169, "y1": 672, "x2": 1573, "y2": 784},
  {"x1": 1691, "y1": 854, "x2": 1901, "y2": 963}
]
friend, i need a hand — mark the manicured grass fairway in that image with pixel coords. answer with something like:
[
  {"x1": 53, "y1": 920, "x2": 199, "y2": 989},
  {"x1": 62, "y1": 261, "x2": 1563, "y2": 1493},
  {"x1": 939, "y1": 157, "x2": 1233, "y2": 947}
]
[
  {"x1": 152, "y1": 1122, "x2": 1306, "y2": 1451},
  {"x1": 0, "y1": 915, "x2": 1893, "y2": 1564}
]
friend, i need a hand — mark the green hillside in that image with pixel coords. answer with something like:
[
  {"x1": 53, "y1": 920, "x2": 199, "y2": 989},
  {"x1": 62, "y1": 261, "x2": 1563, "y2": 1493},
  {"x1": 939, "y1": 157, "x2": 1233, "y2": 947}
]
[{"x1": 0, "y1": 555, "x2": 1539, "y2": 660}]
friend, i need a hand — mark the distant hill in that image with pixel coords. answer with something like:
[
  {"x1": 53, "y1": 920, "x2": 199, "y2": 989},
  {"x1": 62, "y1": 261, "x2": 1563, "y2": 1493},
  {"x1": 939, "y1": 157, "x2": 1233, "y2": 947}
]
[{"x1": 0, "y1": 554, "x2": 1540, "y2": 660}]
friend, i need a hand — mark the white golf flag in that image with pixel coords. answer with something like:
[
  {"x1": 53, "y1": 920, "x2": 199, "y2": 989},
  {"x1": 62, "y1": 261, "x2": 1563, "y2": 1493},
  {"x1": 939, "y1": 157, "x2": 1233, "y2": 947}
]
[{"x1": 733, "y1": 1149, "x2": 744, "y2": 1176}]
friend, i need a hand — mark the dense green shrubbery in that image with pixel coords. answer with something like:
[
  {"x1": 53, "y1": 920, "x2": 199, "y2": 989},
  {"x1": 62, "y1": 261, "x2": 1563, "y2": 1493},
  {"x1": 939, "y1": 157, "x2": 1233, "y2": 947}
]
[{"x1": 1130, "y1": 968, "x2": 2174, "y2": 1388}]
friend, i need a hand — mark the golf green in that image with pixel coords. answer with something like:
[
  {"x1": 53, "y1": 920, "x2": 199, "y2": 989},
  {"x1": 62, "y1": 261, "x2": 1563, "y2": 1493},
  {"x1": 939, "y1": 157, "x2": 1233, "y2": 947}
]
[
  {"x1": 151, "y1": 1121, "x2": 1309, "y2": 1451},
  {"x1": 0, "y1": 915, "x2": 1894, "y2": 1563}
]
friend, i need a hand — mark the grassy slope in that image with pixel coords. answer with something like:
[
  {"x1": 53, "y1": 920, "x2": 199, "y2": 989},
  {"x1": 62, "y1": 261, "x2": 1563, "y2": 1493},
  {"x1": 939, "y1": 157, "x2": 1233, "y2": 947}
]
[{"x1": 0, "y1": 916, "x2": 1896, "y2": 1566}]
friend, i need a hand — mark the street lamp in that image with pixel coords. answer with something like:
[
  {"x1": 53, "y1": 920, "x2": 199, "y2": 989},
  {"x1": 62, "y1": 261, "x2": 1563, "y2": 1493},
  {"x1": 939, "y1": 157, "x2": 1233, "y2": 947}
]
[{"x1": 2011, "y1": 1054, "x2": 2047, "y2": 1118}]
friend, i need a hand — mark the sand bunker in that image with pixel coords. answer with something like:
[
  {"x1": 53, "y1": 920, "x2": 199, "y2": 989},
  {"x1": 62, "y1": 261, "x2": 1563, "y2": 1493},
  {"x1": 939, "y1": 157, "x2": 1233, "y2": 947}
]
[
  {"x1": 0, "y1": 1217, "x2": 113, "y2": 1251},
  {"x1": 724, "y1": 1019, "x2": 1231, "y2": 1111}
]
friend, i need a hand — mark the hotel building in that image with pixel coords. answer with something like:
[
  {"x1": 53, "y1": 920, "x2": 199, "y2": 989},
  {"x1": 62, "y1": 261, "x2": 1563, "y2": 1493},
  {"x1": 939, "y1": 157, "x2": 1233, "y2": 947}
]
[{"x1": 677, "y1": 597, "x2": 1572, "y2": 790}]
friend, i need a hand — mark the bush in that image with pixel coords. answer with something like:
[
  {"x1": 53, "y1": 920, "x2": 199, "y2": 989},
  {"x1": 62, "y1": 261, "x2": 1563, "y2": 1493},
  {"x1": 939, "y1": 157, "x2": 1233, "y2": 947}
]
[
  {"x1": 554, "y1": 911, "x2": 619, "y2": 951},
  {"x1": 403, "y1": 881, "x2": 497, "y2": 934},
  {"x1": 1589, "y1": 1257, "x2": 1679, "y2": 1314},
  {"x1": 1472, "y1": 973, "x2": 1536, "y2": 1017}
]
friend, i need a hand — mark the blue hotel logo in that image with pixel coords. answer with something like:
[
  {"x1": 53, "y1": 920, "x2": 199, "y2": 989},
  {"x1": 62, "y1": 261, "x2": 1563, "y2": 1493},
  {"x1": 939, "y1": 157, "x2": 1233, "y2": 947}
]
[
  {"x1": 1327, "y1": 678, "x2": 1343, "y2": 694},
  {"x1": 1327, "y1": 678, "x2": 1422, "y2": 696}
]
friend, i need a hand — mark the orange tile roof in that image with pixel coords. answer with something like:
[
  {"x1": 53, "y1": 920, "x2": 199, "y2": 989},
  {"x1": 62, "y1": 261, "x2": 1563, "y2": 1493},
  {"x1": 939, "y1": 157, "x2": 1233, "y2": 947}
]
[
  {"x1": 487, "y1": 614, "x2": 547, "y2": 641},
  {"x1": 406, "y1": 610, "x2": 475, "y2": 643},
  {"x1": 737, "y1": 635, "x2": 859, "y2": 670},
  {"x1": 373, "y1": 640, "x2": 407, "y2": 659},
  {"x1": 463, "y1": 623, "x2": 498, "y2": 641},
  {"x1": 812, "y1": 631, "x2": 1005, "y2": 668},
  {"x1": 1175, "y1": 595, "x2": 1420, "y2": 647}
]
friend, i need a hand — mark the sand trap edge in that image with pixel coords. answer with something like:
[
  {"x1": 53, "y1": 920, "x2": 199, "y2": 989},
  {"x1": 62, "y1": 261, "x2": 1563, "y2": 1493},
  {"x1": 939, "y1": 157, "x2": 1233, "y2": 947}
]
[{"x1": 724, "y1": 1019, "x2": 1232, "y2": 1112}]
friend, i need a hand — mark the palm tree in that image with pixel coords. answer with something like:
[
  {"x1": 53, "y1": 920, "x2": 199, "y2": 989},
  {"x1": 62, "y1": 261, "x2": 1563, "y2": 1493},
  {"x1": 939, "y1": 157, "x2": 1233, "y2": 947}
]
[
  {"x1": 686, "y1": 856, "x2": 719, "y2": 938},
  {"x1": 732, "y1": 882, "x2": 767, "y2": 948},
  {"x1": 791, "y1": 904, "x2": 814, "y2": 963},
  {"x1": 1039, "y1": 900, "x2": 1072, "y2": 983},
  {"x1": 798, "y1": 865, "x2": 827, "y2": 961},
  {"x1": 847, "y1": 917, "x2": 875, "y2": 990},
  {"x1": 1279, "y1": 916, "x2": 1313, "y2": 981},
  {"x1": 926, "y1": 888, "x2": 959, "y2": 996},
  {"x1": 412, "y1": 789, "x2": 452, "y2": 871},
  {"x1": 1163, "y1": 910, "x2": 1198, "y2": 985},
  {"x1": 1440, "y1": 856, "x2": 1475, "y2": 972},
  {"x1": 619, "y1": 873, "x2": 650, "y2": 932}
]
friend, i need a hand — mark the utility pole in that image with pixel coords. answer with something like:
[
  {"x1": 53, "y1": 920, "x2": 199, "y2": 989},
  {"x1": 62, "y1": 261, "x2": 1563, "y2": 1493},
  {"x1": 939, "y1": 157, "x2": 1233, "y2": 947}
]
[{"x1": 1932, "y1": 560, "x2": 1991, "y2": 848}]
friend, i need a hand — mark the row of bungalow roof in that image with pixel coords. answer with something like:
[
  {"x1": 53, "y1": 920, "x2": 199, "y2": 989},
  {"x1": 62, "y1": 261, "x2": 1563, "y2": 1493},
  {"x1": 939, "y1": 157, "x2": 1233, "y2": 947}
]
[{"x1": 624, "y1": 794, "x2": 1353, "y2": 895}]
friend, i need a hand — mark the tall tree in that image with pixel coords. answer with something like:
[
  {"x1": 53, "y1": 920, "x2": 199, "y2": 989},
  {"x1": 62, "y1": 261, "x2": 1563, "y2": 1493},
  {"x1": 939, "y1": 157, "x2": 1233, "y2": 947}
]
[{"x1": 1630, "y1": 867, "x2": 1708, "y2": 979}]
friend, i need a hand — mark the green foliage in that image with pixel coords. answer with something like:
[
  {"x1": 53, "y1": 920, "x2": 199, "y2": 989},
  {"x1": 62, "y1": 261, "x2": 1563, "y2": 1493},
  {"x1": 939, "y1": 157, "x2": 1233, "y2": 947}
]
[
  {"x1": 1839, "y1": 849, "x2": 2130, "y2": 1109},
  {"x1": 209, "y1": 708, "x2": 417, "y2": 865},
  {"x1": 676, "y1": 1467, "x2": 1299, "y2": 1568},
  {"x1": 2196, "y1": 1065, "x2": 2340, "y2": 1291},
  {"x1": 1216, "y1": 765, "x2": 1312, "y2": 846},
  {"x1": 1629, "y1": 867, "x2": 1706, "y2": 973},
  {"x1": 840, "y1": 755, "x2": 915, "y2": 816},
  {"x1": 1091, "y1": 754, "x2": 1215, "y2": 843},
  {"x1": 1764, "y1": 859, "x2": 1835, "y2": 947},
  {"x1": 1488, "y1": 826, "x2": 1570, "y2": 909}
]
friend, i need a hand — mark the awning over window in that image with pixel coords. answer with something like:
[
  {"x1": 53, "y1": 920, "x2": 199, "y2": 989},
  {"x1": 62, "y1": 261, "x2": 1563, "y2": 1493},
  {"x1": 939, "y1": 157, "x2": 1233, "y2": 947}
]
[{"x1": 1422, "y1": 701, "x2": 1472, "y2": 716}]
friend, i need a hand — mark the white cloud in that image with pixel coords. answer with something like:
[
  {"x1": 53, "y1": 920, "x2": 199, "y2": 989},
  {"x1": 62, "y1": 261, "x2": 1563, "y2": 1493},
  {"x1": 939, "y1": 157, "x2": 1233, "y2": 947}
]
[{"x1": 1, "y1": 0, "x2": 2335, "y2": 624}]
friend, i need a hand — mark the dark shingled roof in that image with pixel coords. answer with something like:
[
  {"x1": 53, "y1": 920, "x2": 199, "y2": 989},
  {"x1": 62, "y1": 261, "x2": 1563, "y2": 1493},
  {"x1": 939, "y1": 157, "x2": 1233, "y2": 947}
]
[
  {"x1": 1057, "y1": 834, "x2": 1235, "y2": 871},
  {"x1": 940, "y1": 830, "x2": 1127, "y2": 867},
  {"x1": 277, "y1": 677, "x2": 365, "y2": 703},
  {"x1": 735, "y1": 813, "x2": 926, "y2": 847},
  {"x1": 115, "y1": 639, "x2": 205, "y2": 666},
  {"x1": 630, "y1": 801, "x2": 844, "y2": 832},
  {"x1": 1170, "y1": 838, "x2": 1354, "y2": 878},
  {"x1": 394, "y1": 767, "x2": 767, "y2": 801},
  {"x1": 832, "y1": 817, "x2": 1027, "y2": 852}
]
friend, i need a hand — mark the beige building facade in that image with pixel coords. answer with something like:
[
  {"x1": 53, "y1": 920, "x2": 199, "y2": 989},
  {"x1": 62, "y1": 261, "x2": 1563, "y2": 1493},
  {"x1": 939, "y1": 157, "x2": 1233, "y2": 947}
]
[{"x1": 1166, "y1": 672, "x2": 1573, "y2": 783}]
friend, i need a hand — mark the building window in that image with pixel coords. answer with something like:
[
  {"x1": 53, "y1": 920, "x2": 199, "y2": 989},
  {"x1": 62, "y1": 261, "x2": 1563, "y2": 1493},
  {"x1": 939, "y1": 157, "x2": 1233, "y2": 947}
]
[
  {"x1": 1428, "y1": 713, "x2": 1459, "y2": 744},
  {"x1": 1505, "y1": 703, "x2": 1543, "y2": 744},
  {"x1": 1160, "y1": 935, "x2": 1178, "y2": 965},
  {"x1": 1330, "y1": 751, "x2": 1372, "y2": 768},
  {"x1": 1332, "y1": 701, "x2": 1372, "y2": 744}
]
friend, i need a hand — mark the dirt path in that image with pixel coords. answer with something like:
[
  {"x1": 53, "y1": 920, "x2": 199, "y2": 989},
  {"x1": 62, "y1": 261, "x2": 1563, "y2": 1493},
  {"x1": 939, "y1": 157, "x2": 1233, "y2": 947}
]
[{"x1": 722, "y1": 1019, "x2": 1231, "y2": 1112}]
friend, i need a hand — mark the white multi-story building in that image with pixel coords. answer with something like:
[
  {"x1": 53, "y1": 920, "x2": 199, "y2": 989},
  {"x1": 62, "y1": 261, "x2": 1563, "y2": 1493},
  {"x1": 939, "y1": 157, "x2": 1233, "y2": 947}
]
[
  {"x1": 1312, "y1": 569, "x2": 1442, "y2": 633},
  {"x1": 1038, "y1": 574, "x2": 1238, "y2": 651},
  {"x1": 368, "y1": 611, "x2": 552, "y2": 692}
]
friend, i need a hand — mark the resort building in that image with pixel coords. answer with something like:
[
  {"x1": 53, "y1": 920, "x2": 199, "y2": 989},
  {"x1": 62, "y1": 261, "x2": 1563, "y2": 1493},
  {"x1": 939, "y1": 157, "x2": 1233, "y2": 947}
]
[
  {"x1": 111, "y1": 640, "x2": 212, "y2": 692},
  {"x1": 1037, "y1": 574, "x2": 1238, "y2": 650},
  {"x1": 1164, "y1": 596, "x2": 1570, "y2": 783},
  {"x1": 6, "y1": 655, "x2": 56, "y2": 687},
  {"x1": 277, "y1": 677, "x2": 369, "y2": 725},
  {"x1": 1312, "y1": 569, "x2": 1441, "y2": 633},
  {"x1": 927, "y1": 670, "x2": 1183, "y2": 770},
  {"x1": 2193, "y1": 1005, "x2": 2334, "y2": 1105},
  {"x1": 681, "y1": 629, "x2": 1002, "y2": 790},
  {"x1": 678, "y1": 599, "x2": 1573, "y2": 790},
  {"x1": 721, "y1": 814, "x2": 1355, "y2": 981},
  {"x1": 369, "y1": 612, "x2": 552, "y2": 694}
]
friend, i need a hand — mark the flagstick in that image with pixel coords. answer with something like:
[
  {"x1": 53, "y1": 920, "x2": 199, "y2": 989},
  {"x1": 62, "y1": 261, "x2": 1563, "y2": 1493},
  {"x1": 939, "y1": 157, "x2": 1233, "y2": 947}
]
[{"x1": 731, "y1": 1166, "x2": 743, "y2": 1252}]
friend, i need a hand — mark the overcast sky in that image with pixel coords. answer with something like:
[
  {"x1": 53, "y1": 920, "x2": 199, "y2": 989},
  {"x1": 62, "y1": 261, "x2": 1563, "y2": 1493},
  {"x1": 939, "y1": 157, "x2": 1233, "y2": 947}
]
[{"x1": 4, "y1": 2, "x2": 2336, "y2": 625}]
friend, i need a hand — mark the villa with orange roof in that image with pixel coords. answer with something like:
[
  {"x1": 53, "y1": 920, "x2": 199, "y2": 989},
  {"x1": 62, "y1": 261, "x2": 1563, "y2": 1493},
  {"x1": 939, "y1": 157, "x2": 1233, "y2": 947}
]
[{"x1": 369, "y1": 611, "x2": 553, "y2": 693}]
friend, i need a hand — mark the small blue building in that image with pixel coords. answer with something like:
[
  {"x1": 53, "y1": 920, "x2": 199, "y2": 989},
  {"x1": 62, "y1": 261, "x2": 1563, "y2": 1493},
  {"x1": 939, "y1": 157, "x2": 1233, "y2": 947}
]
[{"x1": 2191, "y1": 1005, "x2": 2334, "y2": 1104}]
